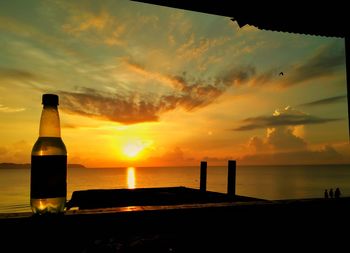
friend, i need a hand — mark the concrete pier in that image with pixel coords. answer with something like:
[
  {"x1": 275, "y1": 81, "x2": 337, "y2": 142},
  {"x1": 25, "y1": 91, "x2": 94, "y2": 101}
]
[{"x1": 1, "y1": 195, "x2": 349, "y2": 252}]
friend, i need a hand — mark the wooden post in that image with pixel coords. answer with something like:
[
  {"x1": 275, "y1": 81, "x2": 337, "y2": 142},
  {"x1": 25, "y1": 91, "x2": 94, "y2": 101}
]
[
  {"x1": 227, "y1": 160, "x2": 236, "y2": 196},
  {"x1": 345, "y1": 35, "x2": 350, "y2": 140},
  {"x1": 200, "y1": 161, "x2": 207, "y2": 192}
]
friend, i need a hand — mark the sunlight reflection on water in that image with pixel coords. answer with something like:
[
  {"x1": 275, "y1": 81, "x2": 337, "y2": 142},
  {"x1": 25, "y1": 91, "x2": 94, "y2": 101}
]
[
  {"x1": 127, "y1": 167, "x2": 136, "y2": 189},
  {"x1": 1, "y1": 165, "x2": 350, "y2": 213}
]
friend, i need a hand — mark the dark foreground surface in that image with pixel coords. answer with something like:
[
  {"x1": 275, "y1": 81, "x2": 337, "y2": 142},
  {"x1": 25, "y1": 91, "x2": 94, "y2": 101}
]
[{"x1": 1, "y1": 188, "x2": 349, "y2": 252}]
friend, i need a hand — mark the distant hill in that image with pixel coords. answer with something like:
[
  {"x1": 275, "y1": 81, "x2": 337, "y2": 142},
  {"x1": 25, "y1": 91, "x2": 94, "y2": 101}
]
[
  {"x1": 67, "y1": 164, "x2": 86, "y2": 168},
  {"x1": 0, "y1": 163, "x2": 30, "y2": 169},
  {"x1": 0, "y1": 163, "x2": 86, "y2": 169}
]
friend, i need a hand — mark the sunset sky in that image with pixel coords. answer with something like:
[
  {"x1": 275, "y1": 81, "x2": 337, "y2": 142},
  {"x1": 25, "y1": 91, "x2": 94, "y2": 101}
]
[{"x1": 0, "y1": 0, "x2": 348, "y2": 167}]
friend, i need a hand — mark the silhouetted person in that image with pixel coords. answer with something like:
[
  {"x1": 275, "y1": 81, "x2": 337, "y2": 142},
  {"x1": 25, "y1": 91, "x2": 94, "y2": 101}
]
[
  {"x1": 335, "y1": 188, "x2": 341, "y2": 198},
  {"x1": 329, "y1": 188, "x2": 334, "y2": 198},
  {"x1": 324, "y1": 189, "x2": 329, "y2": 199}
]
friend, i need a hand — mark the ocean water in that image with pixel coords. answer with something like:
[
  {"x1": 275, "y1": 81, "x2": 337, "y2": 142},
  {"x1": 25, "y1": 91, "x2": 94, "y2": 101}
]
[{"x1": 0, "y1": 164, "x2": 349, "y2": 213}]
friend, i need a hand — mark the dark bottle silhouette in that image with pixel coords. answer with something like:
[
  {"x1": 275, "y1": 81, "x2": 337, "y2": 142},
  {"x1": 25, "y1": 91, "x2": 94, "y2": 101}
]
[{"x1": 30, "y1": 94, "x2": 67, "y2": 214}]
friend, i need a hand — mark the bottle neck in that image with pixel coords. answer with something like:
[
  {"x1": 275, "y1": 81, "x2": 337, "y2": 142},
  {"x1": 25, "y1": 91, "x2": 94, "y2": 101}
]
[{"x1": 39, "y1": 105, "x2": 61, "y2": 137}]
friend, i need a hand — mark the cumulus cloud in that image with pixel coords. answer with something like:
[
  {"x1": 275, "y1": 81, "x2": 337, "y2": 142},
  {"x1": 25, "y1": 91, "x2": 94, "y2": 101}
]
[
  {"x1": 299, "y1": 95, "x2": 347, "y2": 107},
  {"x1": 245, "y1": 114, "x2": 307, "y2": 153},
  {"x1": 234, "y1": 106, "x2": 341, "y2": 131},
  {"x1": 266, "y1": 127, "x2": 307, "y2": 150},
  {"x1": 247, "y1": 136, "x2": 265, "y2": 152},
  {"x1": 241, "y1": 145, "x2": 344, "y2": 165},
  {"x1": 238, "y1": 106, "x2": 346, "y2": 164}
]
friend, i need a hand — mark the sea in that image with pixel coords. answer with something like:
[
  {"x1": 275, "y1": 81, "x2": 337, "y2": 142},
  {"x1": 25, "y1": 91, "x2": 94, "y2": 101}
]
[{"x1": 1, "y1": 164, "x2": 349, "y2": 213}]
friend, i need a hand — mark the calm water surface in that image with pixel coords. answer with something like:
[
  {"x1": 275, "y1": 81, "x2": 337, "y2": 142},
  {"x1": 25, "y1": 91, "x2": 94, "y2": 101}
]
[{"x1": 0, "y1": 164, "x2": 349, "y2": 213}]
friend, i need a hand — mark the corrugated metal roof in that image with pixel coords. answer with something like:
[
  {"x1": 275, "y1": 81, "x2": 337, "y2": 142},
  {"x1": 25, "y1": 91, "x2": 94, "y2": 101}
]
[{"x1": 131, "y1": 0, "x2": 348, "y2": 38}]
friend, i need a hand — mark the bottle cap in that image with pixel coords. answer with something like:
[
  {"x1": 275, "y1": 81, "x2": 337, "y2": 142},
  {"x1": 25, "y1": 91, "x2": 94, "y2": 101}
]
[{"x1": 42, "y1": 94, "x2": 59, "y2": 106}]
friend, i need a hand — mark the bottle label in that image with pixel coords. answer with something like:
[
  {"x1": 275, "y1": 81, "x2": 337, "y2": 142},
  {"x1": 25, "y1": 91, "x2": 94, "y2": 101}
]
[{"x1": 31, "y1": 155, "x2": 67, "y2": 199}]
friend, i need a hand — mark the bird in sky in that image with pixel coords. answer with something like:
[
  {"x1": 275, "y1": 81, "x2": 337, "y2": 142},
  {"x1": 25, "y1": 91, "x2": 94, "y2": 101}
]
[{"x1": 279, "y1": 72, "x2": 284, "y2": 76}]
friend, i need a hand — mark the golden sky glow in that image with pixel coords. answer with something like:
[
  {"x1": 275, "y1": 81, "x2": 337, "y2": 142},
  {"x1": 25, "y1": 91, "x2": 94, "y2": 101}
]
[
  {"x1": 0, "y1": 0, "x2": 349, "y2": 167},
  {"x1": 122, "y1": 140, "x2": 149, "y2": 159}
]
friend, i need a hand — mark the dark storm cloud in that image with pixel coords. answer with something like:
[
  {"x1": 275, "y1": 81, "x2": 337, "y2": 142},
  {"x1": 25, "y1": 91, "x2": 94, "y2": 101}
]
[
  {"x1": 0, "y1": 67, "x2": 38, "y2": 80},
  {"x1": 231, "y1": 43, "x2": 345, "y2": 87},
  {"x1": 59, "y1": 83, "x2": 224, "y2": 124},
  {"x1": 219, "y1": 65, "x2": 256, "y2": 86},
  {"x1": 299, "y1": 95, "x2": 347, "y2": 107},
  {"x1": 60, "y1": 89, "x2": 160, "y2": 124},
  {"x1": 234, "y1": 114, "x2": 341, "y2": 131},
  {"x1": 281, "y1": 43, "x2": 345, "y2": 86},
  {"x1": 58, "y1": 63, "x2": 261, "y2": 124}
]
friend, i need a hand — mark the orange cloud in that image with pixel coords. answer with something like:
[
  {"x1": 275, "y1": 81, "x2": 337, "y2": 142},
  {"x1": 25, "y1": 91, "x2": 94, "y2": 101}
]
[
  {"x1": 168, "y1": 12, "x2": 193, "y2": 36},
  {"x1": 176, "y1": 33, "x2": 230, "y2": 60},
  {"x1": 62, "y1": 11, "x2": 110, "y2": 34},
  {"x1": 62, "y1": 10, "x2": 126, "y2": 46},
  {"x1": 124, "y1": 60, "x2": 181, "y2": 88},
  {"x1": 146, "y1": 147, "x2": 196, "y2": 166}
]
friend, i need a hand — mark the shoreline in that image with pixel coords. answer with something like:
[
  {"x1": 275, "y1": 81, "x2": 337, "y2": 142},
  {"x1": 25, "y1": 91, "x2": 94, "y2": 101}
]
[{"x1": 1, "y1": 163, "x2": 349, "y2": 170}]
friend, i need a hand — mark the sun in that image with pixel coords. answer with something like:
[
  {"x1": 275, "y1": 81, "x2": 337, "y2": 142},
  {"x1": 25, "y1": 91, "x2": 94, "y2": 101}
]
[
  {"x1": 120, "y1": 139, "x2": 153, "y2": 160},
  {"x1": 122, "y1": 142, "x2": 144, "y2": 159}
]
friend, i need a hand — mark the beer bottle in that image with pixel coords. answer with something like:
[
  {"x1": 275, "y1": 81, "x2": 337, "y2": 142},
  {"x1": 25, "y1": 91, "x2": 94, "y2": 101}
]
[{"x1": 30, "y1": 94, "x2": 67, "y2": 214}]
